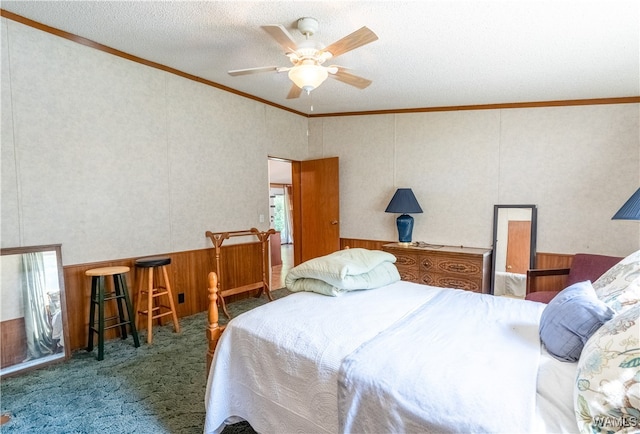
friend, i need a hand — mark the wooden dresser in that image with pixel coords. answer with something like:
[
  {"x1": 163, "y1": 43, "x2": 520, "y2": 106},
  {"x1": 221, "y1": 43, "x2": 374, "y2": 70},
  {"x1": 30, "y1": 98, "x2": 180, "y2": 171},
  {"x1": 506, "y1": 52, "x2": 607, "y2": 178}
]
[{"x1": 382, "y1": 243, "x2": 492, "y2": 293}]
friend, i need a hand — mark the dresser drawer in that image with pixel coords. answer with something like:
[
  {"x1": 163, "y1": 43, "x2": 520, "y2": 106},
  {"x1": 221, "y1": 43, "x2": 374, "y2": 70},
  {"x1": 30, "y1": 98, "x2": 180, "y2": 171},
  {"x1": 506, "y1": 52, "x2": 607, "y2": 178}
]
[
  {"x1": 393, "y1": 252, "x2": 419, "y2": 283},
  {"x1": 397, "y1": 268, "x2": 419, "y2": 283},
  {"x1": 420, "y1": 255, "x2": 483, "y2": 279},
  {"x1": 420, "y1": 272, "x2": 482, "y2": 292},
  {"x1": 394, "y1": 252, "x2": 418, "y2": 267}
]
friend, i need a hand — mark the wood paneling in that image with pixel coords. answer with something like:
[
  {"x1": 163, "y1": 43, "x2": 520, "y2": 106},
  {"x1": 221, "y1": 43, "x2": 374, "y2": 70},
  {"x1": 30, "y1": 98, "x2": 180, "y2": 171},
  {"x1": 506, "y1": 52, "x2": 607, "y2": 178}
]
[
  {"x1": 63, "y1": 243, "x2": 264, "y2": 351},
  {"x1": 1, "y1": 318, "x2": 27, "y2": 368},
  {"x1": 270, "y1": 232, "x2": 282, "y2": 266},
  {"x1": 530, "y1": 252, "x2": 574, "y2": 292},
  {"x1": 55, "y1": 237, "x2": 584, "y2": 351},
  {"x1": 340, "y1": 238, "x2": 391, "y2": 250}
]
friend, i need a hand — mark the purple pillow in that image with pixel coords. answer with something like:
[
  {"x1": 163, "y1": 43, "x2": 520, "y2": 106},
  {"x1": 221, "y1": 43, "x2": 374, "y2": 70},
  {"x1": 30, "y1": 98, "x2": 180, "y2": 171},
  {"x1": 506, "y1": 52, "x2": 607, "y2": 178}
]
[{"x1": 539, "y1": 281, "x2": 615, "y2": 362}]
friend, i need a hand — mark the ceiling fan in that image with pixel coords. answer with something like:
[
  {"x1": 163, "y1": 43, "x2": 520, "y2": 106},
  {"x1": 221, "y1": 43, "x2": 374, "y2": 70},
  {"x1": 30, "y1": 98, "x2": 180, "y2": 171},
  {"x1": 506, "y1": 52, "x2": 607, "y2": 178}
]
[{"x1": 228, "y1": 17, "x2": 378, "y2": 99}]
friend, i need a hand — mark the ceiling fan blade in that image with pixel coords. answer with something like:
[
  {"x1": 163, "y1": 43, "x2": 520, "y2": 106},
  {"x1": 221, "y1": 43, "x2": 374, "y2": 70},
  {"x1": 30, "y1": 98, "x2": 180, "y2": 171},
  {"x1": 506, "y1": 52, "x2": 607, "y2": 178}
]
[
  {"x1": 228, "y1": 66, "x2": 279, "y2": 76},
  {"x1": 330, "y1": 68, "x2": 372, "y2": 89},
  {"x1": 261, "y1": 25, "x2": 298, "y2": 53},
  {"x1": 321, "y1": 26, "x2": 378, "y2": 59},
  {"x1": 286, "y1": 84, "x2": 302, "y2": 99}
]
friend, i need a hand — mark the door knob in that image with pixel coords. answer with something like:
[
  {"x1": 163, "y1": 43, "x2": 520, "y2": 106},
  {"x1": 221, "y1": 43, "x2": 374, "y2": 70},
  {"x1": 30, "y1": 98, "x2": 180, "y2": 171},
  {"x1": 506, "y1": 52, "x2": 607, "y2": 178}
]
[{"x1": 331, "y1": 220, "x2": 338, "y2": 225}]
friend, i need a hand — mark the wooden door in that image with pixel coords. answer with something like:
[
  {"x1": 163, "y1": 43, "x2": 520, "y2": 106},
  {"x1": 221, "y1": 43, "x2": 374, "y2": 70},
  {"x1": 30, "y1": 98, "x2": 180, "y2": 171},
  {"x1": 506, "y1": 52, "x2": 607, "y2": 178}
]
[
  {"x1": 506, "y1": 220, "x2": 531, "y2": 274},
  {"x1": 292, "y1": 157, "x2": 340, "y2": 265}
]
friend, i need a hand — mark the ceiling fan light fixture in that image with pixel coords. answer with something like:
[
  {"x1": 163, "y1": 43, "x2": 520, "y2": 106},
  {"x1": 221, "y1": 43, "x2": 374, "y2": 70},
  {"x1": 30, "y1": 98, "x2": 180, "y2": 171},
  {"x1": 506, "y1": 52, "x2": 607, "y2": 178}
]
[
  {"x1": 288, "y1": 62, "x2": 328, "y2": 92},
  {"x1": 230, "y1": 20, "x2": 377, "y2": 99}
]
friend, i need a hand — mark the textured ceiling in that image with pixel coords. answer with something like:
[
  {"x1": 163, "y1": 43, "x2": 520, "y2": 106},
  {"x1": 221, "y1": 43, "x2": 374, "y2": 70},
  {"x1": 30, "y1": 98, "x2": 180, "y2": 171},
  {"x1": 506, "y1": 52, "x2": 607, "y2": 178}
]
[{"x1": 2, "y1": 1, "x2": 639, "y2": 115}]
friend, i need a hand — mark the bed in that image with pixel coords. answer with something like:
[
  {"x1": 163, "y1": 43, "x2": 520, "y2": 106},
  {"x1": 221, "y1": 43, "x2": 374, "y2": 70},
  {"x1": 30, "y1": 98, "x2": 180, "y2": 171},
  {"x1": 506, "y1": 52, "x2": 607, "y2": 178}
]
[{"x1": 204, "y1": 248, "x2": 640, "y2": 434}]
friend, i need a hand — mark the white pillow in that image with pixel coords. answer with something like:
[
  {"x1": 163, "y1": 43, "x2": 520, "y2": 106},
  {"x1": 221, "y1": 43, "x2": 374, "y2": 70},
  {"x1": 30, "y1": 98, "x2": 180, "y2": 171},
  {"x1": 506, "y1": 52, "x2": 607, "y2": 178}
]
[
  {"x1": 593, "y1": 250, "x2": 640, "y2": 315},
  {"x1": 574, "y1": 304, "x2": 640, "y2": 433}
]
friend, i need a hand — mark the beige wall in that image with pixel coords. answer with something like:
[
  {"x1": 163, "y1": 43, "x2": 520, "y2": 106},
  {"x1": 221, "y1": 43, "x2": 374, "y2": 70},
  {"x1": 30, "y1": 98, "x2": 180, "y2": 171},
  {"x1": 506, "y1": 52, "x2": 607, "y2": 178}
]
[
  {"x1": 2, "y1": 17, "x2": 639, "y2": 265},
  {"x1": 1, "y1": 18, "x2": 309, "y2": 264},
  {"x1": 310, "y1": 103, "x2": 640, "y2": 257}
]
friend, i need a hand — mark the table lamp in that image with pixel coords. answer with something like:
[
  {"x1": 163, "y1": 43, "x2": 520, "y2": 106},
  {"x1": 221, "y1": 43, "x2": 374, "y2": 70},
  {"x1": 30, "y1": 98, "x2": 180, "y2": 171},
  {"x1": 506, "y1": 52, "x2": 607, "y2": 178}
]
[
  {"x1": 612, "y1": 187, "x2": 640, "y2": 220},
  {"x1": 385, "y1": 188, "x2": 423, "y2": 245}
]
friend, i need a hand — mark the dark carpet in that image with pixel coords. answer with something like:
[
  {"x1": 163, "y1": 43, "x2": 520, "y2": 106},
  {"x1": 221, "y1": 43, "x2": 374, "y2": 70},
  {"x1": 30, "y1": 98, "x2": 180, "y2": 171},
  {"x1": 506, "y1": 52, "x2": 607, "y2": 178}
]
[{"x1": 0, "y1": 289, "x2": 291, "y2": 433}]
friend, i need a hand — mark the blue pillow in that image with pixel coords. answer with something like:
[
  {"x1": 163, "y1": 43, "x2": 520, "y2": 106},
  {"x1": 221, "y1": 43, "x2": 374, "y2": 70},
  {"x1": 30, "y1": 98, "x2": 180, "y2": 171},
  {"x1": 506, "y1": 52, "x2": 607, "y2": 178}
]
[{"x1": 539, "y1": 281, "x2": 615, "y2": 362}]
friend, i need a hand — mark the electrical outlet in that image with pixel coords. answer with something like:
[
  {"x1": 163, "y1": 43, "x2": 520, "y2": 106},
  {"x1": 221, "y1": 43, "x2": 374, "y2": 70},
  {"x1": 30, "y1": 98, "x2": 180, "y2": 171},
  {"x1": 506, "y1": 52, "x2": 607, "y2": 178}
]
[{"x1": 178, "y1": 293, "x2": 185, "y2": 304}]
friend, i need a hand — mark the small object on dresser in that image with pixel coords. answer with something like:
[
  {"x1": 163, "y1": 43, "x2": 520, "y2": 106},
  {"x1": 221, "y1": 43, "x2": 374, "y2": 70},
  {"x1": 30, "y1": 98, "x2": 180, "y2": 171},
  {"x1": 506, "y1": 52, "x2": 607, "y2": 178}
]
[{"x1": 413, "y1": 241, "x2": 444, "y2": 249}]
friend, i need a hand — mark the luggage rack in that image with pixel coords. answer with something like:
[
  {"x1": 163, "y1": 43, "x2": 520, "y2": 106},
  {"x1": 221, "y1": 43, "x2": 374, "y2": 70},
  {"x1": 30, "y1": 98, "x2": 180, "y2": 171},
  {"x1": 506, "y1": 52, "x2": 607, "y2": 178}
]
[{"x1": 205, "y1": 228, "x2": 275, "y2": 318}]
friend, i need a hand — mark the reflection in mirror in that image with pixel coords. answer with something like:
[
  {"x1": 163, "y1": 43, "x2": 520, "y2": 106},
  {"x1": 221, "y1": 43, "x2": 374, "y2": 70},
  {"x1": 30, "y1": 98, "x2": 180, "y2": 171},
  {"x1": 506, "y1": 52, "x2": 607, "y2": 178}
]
[
  {"x1": 491, "y1": 205, "x2": 537, "y2": 299},
  {"x1": 1, "y1": 244, "x2": 70, "y2": 377}
]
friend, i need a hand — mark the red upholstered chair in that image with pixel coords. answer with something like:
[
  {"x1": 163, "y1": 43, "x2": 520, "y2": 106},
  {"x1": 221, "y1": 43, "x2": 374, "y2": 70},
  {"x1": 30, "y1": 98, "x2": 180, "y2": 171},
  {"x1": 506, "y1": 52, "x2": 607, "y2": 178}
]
[{"x1": 525, "y1": 253, "x2": 623, "y2": 303}]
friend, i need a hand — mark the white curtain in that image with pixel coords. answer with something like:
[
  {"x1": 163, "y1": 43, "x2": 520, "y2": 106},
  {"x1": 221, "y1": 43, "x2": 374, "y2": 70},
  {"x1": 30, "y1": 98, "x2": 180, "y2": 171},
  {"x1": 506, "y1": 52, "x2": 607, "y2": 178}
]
[
  {"x1": 21, "y1": 252, "x2": 53, "y2": 360},
  {"x1": 283, "y1": 185, "x2": 293, "y2": 244}
]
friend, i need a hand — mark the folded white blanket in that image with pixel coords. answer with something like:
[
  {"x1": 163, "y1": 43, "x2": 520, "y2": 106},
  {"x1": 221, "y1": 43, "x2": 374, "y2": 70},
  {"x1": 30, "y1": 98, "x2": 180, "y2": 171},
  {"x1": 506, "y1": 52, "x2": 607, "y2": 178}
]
[{"x1": 285, "y1": 248, "x2": 400, "y2": 296}]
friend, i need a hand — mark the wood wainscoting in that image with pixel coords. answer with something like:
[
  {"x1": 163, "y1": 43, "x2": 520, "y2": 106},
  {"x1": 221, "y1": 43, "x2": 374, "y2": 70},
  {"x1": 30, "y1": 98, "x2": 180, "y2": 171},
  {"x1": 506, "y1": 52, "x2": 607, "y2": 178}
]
[
  {"x1": 1, "y1": 317, "x2": 27, "y2": 369},
  {"x1": 340, "y1": 238, "x2": 392, "y2": 251},
  {"x1": 60, "y1": 236, "x2": 574, "y2": 352},
  {"x1": 63, "y1": 242, "x2": 267, "y2": 351},
  {"x1": 531, "y1": 252, "x2": 574, "y2": 292}
]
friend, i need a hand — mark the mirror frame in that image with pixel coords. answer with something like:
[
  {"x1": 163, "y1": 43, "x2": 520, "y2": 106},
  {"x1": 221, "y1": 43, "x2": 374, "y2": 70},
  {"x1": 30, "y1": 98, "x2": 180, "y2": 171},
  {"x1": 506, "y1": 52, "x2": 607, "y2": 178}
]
[
  {"x1": 0, "y1": 244, "x2": 70, "y2": 377},
  {"x1": 491, "y1": 205, "x2": 538, "y2": 295}
]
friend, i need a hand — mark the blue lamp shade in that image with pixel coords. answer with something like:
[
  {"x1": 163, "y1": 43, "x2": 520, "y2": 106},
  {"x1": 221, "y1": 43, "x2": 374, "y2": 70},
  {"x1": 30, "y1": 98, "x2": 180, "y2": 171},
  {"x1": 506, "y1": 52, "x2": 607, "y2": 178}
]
[
  {"x1": 612, "y1": 188, "x2": 640, "y2": 220},
  {"x1": 385, "y1": 188, "x2": 423, "y2": 244}
]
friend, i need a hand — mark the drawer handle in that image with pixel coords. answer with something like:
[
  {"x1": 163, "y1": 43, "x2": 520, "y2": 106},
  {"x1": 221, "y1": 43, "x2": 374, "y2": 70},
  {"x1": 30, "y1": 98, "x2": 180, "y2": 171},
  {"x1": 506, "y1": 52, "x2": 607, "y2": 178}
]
[{"x1": 449, "y1": 264, "x2": 466, "y2": 272}]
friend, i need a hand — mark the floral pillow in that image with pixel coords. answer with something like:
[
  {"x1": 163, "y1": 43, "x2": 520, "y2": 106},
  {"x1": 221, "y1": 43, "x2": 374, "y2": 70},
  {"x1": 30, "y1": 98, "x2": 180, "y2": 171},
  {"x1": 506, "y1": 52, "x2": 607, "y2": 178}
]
[
  {"x1": 574, "y1": 304, "x2": 640, "y2": 433},
  {"x1": 593, "y1": 250, "x2": 640, "y2": 314}
]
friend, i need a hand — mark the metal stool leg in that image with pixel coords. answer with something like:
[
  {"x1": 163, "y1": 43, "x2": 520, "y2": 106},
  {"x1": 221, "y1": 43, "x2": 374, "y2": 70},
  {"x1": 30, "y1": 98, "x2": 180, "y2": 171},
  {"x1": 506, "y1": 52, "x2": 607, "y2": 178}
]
[
  {"x1": 97, "y1": 276, "x2": 105, "y2": 361},
  {"x1": 117, "y1": 273, "x2": 140, "y2": 348},
  {"x1": 113, "y1": 275, "x2": 128, "y2": 339},
  {"x1": 87, "y1": 276, "x2": 98, "y2": 352}
]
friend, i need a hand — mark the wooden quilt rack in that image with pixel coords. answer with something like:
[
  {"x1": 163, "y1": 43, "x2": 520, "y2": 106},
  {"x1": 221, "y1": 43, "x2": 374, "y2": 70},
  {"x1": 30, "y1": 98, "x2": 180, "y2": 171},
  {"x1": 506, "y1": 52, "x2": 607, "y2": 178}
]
[{"x1": 205, "y1": 228, "x2": 275, "y2": 319}]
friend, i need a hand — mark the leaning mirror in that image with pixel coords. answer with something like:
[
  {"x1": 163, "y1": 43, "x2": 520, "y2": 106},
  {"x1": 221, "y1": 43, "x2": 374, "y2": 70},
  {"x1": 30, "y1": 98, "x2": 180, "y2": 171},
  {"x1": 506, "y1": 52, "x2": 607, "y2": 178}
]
[
  {"x1": 491, "y1": 205, "x2": 537, "y2": 299},
  {"x1": 1, "y1": 244, "x2": 70, "y2": 377}
]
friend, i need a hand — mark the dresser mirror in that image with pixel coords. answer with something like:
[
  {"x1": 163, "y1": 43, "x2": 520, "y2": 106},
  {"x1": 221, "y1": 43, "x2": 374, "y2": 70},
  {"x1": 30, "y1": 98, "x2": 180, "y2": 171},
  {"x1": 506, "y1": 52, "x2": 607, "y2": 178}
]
[
  {"x1": 1, "y1": 244, "x2": 70, "y2": 377},
  {"x1": 491, "y1": 205, "x2": 537, "y2": 298}
]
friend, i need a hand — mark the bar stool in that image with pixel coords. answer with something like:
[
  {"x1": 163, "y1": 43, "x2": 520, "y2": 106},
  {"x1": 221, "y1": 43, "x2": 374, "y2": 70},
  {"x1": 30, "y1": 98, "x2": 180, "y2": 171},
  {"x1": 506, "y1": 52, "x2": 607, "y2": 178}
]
[
  {"x1": 134, "y1": 256, "x2": 180, "y2": 344},
  {"x1": 86, "y1": 266, "x2": 139, "y2": 361}
]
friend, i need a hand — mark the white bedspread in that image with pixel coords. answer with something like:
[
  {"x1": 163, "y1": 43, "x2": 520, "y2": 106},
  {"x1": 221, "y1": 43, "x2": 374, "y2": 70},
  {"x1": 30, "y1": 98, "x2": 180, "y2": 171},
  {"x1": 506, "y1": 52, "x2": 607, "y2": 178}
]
[
  {"x1": 338, "y1": 289, "x2": 544, "y2": 433},
  {"x1": 204, "y1": 281, "x2": 578, "y2": 434},
  {"x1": 204, "y1": 281, "x2": 443, "y2": 434}
]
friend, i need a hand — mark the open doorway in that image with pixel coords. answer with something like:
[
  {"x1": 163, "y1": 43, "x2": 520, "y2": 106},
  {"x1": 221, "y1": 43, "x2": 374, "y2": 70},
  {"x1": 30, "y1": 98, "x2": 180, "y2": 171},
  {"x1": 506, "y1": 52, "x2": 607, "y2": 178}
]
[{"x1": 268, "y1": 158, "x2": 294, "y2": 288}]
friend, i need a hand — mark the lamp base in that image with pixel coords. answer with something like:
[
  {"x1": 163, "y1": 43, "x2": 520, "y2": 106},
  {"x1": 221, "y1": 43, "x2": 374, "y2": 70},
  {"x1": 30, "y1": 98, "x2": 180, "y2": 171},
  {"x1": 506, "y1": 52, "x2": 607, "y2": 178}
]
[
  {"x1": 396, "y1": 214, "x2": 414, "y2": 244},
  {"x1": 397, "y1": 241, "x2": 412, "y2": 247}
]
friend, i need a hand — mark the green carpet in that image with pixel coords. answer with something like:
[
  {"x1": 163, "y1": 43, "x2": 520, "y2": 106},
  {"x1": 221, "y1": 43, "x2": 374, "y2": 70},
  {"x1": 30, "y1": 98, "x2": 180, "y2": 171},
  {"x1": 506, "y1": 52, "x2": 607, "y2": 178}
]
[{"x1": 0, "y1": 289, "x2": 291, "y2": 433}]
